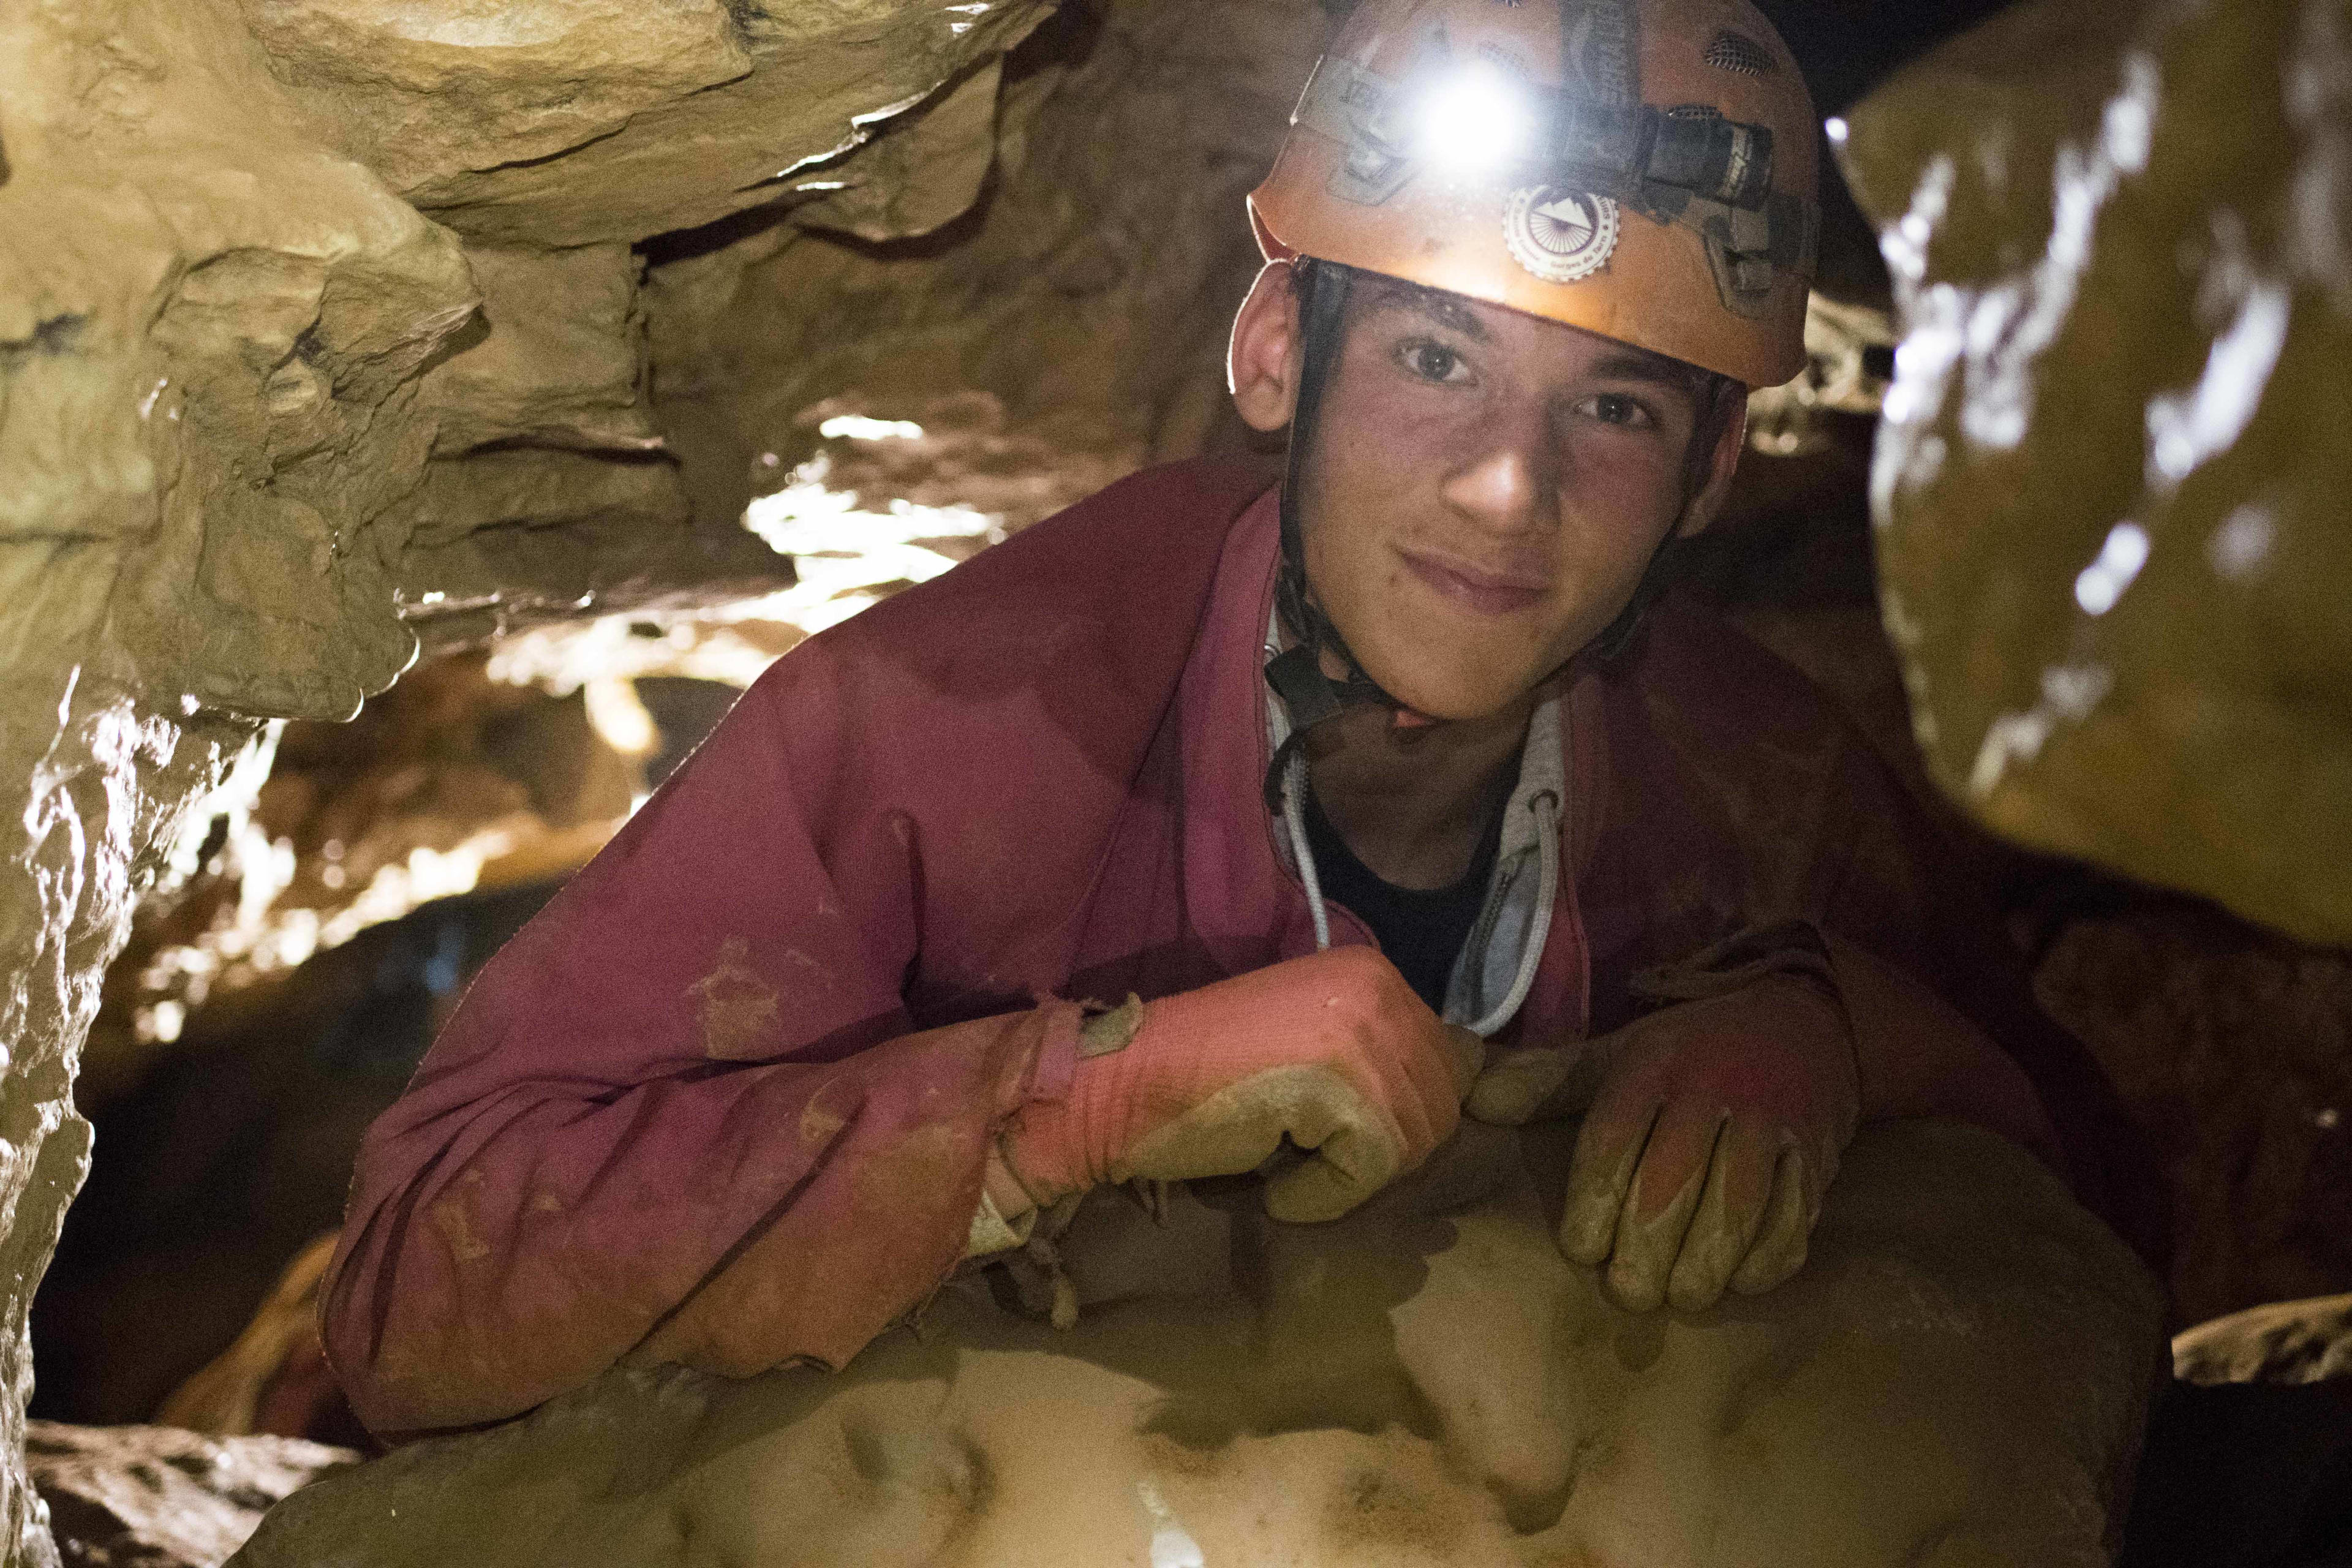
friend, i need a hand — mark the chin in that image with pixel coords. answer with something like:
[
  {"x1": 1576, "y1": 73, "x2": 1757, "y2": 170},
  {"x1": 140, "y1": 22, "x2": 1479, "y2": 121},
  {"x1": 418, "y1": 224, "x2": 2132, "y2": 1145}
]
[{"x1": 1362, "y1": 649, "x2": 1540, "y2": 724}]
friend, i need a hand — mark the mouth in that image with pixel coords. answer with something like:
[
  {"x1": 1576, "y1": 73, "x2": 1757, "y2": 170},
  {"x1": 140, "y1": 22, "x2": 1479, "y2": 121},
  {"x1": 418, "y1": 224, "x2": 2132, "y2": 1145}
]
[{"x1": 1395, "y1": 546, "x2": 1551, "y2": 617}]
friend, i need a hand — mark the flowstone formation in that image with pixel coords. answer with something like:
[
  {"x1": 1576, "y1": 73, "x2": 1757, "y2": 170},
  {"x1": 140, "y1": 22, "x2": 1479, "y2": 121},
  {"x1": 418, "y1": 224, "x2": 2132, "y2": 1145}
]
[
  {"x1": 231, "y1": 1122, "x2": 2164, "y2": 1568},
  {"x1": 1840, "y1": 0, "x2": 2352, "y2": 948}
]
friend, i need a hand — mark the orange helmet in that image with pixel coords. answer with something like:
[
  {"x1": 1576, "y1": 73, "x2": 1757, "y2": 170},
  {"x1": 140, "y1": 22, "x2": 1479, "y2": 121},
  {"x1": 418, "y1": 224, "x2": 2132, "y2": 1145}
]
[{"x1": 1250, "y1": 0, "x2": 1820, "y2": 388}]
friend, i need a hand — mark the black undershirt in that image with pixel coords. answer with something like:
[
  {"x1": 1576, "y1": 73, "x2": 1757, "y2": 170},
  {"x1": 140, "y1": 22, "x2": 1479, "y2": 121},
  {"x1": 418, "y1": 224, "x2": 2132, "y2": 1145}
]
[{"x1": 1302, "y1": 786, "x2": 1504, "y2": 1015}]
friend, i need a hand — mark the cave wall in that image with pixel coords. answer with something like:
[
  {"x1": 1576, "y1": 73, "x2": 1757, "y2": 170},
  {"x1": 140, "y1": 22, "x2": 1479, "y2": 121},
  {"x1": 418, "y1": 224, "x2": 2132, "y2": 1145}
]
[
  {"x1": 0, "y1": 646, "x2": 255, "y2": 1565},
  {"x1": 0, "y1": 1, "x2": 1330, "y2": 1555}
]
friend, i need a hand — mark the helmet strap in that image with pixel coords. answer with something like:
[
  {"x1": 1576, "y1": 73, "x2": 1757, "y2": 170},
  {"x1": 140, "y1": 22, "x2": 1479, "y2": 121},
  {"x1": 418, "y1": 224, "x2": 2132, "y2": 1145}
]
[
  {"x1": 1586, "y1": 528, "x2": 1681, "y2": 662},
  {"x1": 1262, "y1": 260, "x2": 1404, "y2": 811}
]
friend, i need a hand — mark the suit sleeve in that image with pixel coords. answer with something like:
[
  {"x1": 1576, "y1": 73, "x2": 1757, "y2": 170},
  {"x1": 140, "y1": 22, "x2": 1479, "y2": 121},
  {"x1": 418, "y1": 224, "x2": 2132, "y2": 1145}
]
[
  {"x1": 1814, "y1": 732, "x2": 2173, "y2": 1274},
  {"x1": 318, "y1": 646, "x2": 1068, "y2": 1438}
]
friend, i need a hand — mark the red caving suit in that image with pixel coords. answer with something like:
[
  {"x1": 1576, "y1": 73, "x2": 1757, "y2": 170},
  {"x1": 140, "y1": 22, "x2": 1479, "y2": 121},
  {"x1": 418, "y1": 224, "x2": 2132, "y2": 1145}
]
[{"x1": 322, "y1": 460, "x2": 2162, "y2": 1437}]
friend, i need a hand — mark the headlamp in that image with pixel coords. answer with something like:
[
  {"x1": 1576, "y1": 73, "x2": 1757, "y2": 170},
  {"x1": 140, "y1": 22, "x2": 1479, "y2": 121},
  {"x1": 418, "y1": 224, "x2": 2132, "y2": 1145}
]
[
  {"x1": 1411, "y1": 60, "x2": 1538, "y2": 173},
  {"x1": 1335, "y1": 47, "x2": 1775, "y2": 211},
  {"x1": 1292, "y1": 42, "x2": 1815, "y2": 315}
]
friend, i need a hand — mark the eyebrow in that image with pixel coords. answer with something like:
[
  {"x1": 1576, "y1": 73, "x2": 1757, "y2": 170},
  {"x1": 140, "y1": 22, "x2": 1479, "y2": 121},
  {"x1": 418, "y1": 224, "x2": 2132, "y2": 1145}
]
[
  {"x1": 1584, "y1": 349, "x2": 1711, "y2": 398},
  {"x1": 1349, "y1": 281, "x2": 1713, "y2": 401},
  {"x1": 1352, "y1": 277, "x2": 1493, "y2": 343}
]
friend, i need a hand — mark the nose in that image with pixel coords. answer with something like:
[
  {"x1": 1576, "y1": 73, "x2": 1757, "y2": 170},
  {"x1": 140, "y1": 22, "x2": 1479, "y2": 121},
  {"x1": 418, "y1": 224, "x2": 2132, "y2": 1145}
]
[{"x1": 1438, "y1": 440, "x2": 1551, "y2": 537}]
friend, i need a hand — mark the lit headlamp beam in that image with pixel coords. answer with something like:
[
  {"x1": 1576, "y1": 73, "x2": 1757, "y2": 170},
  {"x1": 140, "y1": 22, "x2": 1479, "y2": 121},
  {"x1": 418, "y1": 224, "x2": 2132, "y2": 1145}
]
[
  {"x1": 1370, "y1": 53, "x2": 1777, "y2": 210},
  {"x1": 1411, "y1": 60, "x2": 1538, "y2": 172}
]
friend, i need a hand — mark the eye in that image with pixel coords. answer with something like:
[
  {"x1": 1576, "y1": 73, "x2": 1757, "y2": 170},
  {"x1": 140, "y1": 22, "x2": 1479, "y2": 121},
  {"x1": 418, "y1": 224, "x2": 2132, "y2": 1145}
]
[
  {"x1": 1576, "y1": 391, "x2": 1657, "y2": 429},
  {"x1": 1397, "y1": 339, "x2": 1470, "y2": 385}
]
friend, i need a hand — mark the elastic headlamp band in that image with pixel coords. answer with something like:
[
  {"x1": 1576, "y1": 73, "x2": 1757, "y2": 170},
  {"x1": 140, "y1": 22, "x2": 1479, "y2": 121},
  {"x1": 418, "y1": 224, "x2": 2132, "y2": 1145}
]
[
  {"x1": 1263, "y1": 262, "x2": 1398, "y2": 812},
  {"x1": 1316, "y1": 55, "x2": 1773, "y2": 209}
]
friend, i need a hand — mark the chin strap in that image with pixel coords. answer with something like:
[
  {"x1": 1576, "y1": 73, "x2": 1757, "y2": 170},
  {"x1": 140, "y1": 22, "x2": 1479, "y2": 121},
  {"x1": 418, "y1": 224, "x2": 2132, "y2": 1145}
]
[
  {"x1": 1586, "y1": 526, "x2": 1683, "y2": 662},
  {"x1": 1262, "y1": 259, "x2": 1402, "y2": 813}
]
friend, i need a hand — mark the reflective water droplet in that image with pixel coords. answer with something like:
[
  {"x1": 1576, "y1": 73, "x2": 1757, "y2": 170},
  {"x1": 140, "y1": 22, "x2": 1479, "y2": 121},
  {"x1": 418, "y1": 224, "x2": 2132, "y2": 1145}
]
[
  {"x1": 2208, "y1": 504, "x2": 2276, "y2": 579},
  {"x1": 2075, "y1": 522, "x2": 2149, "y2": 615}
]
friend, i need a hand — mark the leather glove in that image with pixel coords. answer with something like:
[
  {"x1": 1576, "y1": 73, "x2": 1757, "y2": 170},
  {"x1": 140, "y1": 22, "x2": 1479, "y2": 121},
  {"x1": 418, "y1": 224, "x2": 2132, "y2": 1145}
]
[
  {"x1": 1468, "y1": 972, "x2": 1860, "y2": 1311},
  {"x1": 1005, "y1": 947, "x2": 1485, "y2": 1223}
]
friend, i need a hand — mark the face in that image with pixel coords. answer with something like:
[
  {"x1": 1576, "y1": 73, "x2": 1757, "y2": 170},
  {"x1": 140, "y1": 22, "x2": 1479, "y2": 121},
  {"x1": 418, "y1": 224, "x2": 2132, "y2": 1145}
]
[{"x1": 1231, "y1": 265, "x2": 1743, "y2": 721}]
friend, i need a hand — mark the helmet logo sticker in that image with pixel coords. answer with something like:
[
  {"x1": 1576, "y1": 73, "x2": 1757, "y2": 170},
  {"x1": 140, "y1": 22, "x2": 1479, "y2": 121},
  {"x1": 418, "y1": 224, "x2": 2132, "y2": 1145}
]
[{"x1": 1503, "y1": 186, "x2": 1620, "y2": 283}]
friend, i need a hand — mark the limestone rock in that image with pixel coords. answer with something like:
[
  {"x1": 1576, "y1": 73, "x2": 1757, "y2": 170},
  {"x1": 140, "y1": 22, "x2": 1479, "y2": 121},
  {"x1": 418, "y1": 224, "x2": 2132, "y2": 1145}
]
[
  {"x1": 1, "y1": 0, "x2": 1039, "y2": 1537},
  {"x1": 638, "y1": 0, "x2": 1324, "y2": 564},
  {"x1": 0, "y1": 529, "x2": 259, "y2": 1561},
  {"x1": 239, "y1": 0, "x2": 758, "y2": 202},
  {"x1": 74, "y1": 654, "x2": 652, "y2": 1114},
  {"x1": 790, "y1": 61, "x2": 1009, "y2": 246},
  {"x1": 417, "y1": 246, "x2": 660, "y2": 459},
  {"x1": 2, "y1": 0, "x2": 1076, "y2": 728},
  {"x1": 2032, "y1": 903, "x2": 2352, "y2": 1326},
  {"x1": 1, "y1": 0, "x2": 476, "y2": 723},
  {"x1": 229, "y1": 1121, "x2": 2162, "y2": 1568},
  {"x1": 2174, "y1": 1293, "x2": 2352, "y2": 1387},
  {"x1": 251, "y1": 0, "x2": 1057, "y2": 247},
  {"x1": 1839, "y1": 0, "x2": 2352, "y2": 946},
  {"x1": 26, "y1": 1422, "x2": 355, "y2": 1568},
  {"x1": 1742, "y1": 296, "x2": 1896, "y2": 458}
]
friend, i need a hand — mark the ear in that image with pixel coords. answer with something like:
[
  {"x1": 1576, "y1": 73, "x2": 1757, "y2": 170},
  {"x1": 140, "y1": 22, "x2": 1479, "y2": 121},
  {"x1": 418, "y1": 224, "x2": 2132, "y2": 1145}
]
[
  {"x1": 1228, "y1": 260, "x2": 1305, "y2": 434},
  {"x1": 1672, "y1": 392, "x2": 1749, "y2": 540}
]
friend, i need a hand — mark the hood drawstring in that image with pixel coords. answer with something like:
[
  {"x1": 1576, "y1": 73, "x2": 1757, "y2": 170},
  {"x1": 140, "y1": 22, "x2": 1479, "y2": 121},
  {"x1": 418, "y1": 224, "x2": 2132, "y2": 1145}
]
[{"x1": 1281, "y1": 745, "x2": 1335, "y2": 954}]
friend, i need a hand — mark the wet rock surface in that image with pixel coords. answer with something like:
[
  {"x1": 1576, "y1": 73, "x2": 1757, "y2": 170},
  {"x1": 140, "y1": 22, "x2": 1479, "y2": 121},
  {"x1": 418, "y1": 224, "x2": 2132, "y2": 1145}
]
[
  {"x1": 1841, "y1": 0, "x2": 2352, "y2": 948},
  {"x1": 0, "y1": 0, "x2": 1043, "y2": 1543},
  {"x1": 227, "y1": 1122, "x2": 2164, "y2": 1568},
  {"x1": 25, "y1": 1423, "x2": 355, "y2": 1568},
  {"x1": 2174, "y1": 1292, "x2": 2352, "y2": 1388},
  {"x1": 70, "y1": 654, "x2": 654, "y2": 1116}
]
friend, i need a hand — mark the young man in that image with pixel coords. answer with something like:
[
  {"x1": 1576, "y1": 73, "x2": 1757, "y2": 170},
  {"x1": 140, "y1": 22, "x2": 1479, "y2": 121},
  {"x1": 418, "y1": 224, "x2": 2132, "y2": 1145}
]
[{"x1": 322, "y1": 0, "x2": 2157, "y2": 1437}]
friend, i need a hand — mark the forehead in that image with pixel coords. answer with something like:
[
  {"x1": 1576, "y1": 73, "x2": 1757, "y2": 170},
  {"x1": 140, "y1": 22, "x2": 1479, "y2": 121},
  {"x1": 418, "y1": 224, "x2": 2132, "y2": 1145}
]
[{"x1": 1346, "y1": 272, "x2": 1714, "y2": 395}]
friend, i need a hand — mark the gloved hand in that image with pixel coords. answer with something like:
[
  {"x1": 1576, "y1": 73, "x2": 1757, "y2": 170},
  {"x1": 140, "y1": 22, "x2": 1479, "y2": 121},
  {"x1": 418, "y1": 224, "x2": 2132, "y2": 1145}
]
[
  {"x1": 1005, "y1": 947, "x2": 1485, "y2": 1224},
  {"x1": 1468, "y1": 973, "x2": 1860, "y2": 1311}
]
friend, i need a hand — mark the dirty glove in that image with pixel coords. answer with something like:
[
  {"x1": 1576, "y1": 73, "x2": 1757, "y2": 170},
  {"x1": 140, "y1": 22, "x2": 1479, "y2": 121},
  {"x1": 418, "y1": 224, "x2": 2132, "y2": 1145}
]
[
  {"x1": 1004, "y1": 947, "x2": 1485, "y2": 1224},
  {"x1": 1469, "y1": 969, "x2": 1859, "y2": 1312}
]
